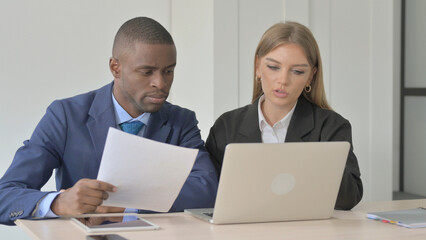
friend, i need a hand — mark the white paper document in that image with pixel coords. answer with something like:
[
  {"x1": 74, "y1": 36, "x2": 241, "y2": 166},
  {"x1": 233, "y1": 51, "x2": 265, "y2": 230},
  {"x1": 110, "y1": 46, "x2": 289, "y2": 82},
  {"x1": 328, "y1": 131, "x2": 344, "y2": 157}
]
[{"x1": 97, "y1": 127, "x2": 198, "y2": 212}]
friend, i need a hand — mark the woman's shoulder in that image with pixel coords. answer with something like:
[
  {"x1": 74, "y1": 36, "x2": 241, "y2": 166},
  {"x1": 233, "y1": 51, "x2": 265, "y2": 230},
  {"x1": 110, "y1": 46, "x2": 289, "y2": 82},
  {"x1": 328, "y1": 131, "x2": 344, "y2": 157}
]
[
  {"x1": 295, "y1": 97, "x2": 348, "y2": 124},
  {"x1": 221, "y1": 104, "x2": 253, "y2": 117},
  {"x1": 214, "y1": 102, "x2": 256, "y2": 126},
  {"x1": 309, "y1": 101, "x2": 350, "y2": 126}
]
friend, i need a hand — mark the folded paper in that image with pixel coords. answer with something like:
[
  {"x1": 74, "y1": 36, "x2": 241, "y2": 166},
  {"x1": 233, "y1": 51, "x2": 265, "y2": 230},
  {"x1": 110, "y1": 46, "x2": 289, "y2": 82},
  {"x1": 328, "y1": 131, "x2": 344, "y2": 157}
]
[{"x1": 97, "y1": 127, "x2": 198, "y2": 212}]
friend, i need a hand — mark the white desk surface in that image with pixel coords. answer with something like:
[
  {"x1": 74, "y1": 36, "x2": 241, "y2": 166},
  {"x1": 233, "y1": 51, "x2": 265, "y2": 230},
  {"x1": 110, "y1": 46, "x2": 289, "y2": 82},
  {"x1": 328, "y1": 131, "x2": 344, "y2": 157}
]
[{"x1": 16, "y1": 199, "x2": 426, "y2": 240}]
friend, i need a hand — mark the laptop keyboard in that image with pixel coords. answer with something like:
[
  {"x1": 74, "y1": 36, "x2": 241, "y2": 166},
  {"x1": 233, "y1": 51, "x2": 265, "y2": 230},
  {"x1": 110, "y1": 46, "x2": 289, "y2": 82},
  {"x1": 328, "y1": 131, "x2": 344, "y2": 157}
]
[{"x1": 203, "y1": 212, "x2": 213, "y2": 217}]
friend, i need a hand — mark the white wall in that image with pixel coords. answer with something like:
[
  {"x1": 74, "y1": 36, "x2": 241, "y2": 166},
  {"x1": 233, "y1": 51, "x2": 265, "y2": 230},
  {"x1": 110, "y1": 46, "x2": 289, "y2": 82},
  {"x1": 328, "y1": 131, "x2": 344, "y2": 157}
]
[
  {"x1": 169, "y1": 0, "x2": 215, "y2": 140},
  {"x1": 0, "y1": 0, "x2": 402, "y2": 238}
]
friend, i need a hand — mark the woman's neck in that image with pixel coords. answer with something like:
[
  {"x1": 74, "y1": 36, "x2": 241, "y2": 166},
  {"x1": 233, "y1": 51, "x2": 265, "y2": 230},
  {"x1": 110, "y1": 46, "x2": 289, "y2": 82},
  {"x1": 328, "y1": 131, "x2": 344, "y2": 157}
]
[{"x1": 261, "y1": 100, "x2": 295, "y2": 126}]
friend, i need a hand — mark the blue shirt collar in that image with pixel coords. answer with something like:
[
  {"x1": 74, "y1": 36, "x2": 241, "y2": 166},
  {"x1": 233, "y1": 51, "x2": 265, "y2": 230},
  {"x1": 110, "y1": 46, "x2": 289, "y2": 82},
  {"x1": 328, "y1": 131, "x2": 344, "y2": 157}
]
[{"x1": 112, "y1": 93, "x2": 150, "y2": 126}]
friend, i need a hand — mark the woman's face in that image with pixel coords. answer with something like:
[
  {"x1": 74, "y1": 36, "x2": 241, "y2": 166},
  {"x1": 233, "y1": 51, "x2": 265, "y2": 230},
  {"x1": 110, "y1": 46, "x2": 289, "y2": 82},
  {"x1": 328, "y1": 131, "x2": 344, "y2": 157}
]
[{"x1": 256, "y1": 43, "x2": 315, "y2": 111}]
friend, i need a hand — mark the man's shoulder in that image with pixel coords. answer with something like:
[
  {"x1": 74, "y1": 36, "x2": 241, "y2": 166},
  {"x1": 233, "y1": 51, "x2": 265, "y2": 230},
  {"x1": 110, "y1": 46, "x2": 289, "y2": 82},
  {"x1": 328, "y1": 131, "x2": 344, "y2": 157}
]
[
  {"x1": 161, "y1": 101, "x2": 195, "y2": 115},
  {"x1": 161, "y1": 101, "x2": 187, "y2": 110},
  {"x1": 49, "y1": 83, "x2": 112, "y2": 111},
  {"x1": 60, "y1": 83, "x2": 110, "y2": 104}
]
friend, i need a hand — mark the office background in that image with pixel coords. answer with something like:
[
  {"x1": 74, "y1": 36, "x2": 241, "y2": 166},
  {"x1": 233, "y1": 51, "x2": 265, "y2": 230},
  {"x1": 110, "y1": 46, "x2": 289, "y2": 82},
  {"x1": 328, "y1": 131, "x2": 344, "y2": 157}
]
[{"x1": 1, "y1": 0, "x2": 422, "y2": 239}]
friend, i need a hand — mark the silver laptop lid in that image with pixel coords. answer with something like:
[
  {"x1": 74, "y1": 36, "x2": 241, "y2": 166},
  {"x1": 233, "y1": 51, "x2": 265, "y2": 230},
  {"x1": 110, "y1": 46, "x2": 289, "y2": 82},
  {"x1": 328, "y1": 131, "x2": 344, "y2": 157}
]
[{"x1": 212, "y1": 142, "x2": 350, "y2": 224}]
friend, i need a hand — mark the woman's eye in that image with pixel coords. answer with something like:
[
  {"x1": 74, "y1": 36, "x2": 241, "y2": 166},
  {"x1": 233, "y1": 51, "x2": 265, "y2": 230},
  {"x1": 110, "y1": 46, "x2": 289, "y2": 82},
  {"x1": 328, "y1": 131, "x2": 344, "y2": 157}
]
[
  {"x1": 267, "y1": 65, "x2": 279, "y2": 70},
  {"x1": 292, "y1": 70, "x2": 305, "y2": 75}
]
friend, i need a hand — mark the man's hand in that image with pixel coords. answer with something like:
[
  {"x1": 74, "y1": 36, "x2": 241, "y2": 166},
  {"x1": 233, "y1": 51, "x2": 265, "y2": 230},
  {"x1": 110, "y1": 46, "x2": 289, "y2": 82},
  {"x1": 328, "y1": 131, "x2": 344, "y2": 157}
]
[
  {"x1": 79, "y1": 206, "x2": 126, "y2": 226},
  {"x1": 94, "y1": 206, "x2": 125, "y2": 213},
  {"x1": 50, "y1": 178, "x2": 117, "y2": 216}
]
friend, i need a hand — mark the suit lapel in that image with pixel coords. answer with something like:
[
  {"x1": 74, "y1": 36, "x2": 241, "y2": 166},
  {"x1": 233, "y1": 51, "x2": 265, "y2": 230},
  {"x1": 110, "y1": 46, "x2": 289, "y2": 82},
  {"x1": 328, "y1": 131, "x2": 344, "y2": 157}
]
[
  {"x1": 238, "y1": 99, "x2": 262, "y2": 142},
  {"x1": 86, "y1": 83, "x2": 117, "y2": 162},
  {"x1": 144, "y1": 104, "x2": 171, "y2": 143},
  {"x1": 285, "y1": 97, "x2": 314, "y2": 142}
]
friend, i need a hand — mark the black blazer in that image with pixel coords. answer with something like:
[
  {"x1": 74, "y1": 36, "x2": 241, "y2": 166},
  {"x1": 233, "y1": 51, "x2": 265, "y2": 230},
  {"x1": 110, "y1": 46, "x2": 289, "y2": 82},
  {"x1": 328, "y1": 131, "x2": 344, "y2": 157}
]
[{"x1": 206, "y1": 96, "x2": 363, "y2": 210}]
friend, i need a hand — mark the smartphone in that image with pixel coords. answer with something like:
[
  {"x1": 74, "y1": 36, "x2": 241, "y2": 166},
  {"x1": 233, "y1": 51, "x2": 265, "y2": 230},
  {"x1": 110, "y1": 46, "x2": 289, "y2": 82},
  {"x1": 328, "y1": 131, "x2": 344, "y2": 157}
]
[
  {"x1": 71, "y1": 214, "x2": 159, "y2": 233},
  {"x1": 86, "y1": 234, "x2": 128, "y2": 240}
]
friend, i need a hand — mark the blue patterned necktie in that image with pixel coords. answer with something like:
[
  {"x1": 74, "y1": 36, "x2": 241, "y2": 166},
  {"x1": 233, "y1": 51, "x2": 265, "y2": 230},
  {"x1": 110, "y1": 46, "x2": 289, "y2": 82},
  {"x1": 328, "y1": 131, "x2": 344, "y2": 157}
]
[{"x1": 119, "y1": 121, "x2": 144, "y2": 135}]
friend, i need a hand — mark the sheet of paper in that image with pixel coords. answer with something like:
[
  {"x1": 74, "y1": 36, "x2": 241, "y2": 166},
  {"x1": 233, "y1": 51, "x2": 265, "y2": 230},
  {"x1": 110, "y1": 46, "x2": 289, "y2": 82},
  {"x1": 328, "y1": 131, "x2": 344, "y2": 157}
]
[{"x1": 97, "y1": 127, "x2": 198, "y2": 212}]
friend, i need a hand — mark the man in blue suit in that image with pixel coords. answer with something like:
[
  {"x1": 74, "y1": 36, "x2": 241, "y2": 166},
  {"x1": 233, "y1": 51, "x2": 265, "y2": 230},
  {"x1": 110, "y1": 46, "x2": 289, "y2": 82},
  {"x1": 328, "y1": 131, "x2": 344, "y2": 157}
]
[{"x1": 0, "y1": 17, "x2": 218, "y2": 225}]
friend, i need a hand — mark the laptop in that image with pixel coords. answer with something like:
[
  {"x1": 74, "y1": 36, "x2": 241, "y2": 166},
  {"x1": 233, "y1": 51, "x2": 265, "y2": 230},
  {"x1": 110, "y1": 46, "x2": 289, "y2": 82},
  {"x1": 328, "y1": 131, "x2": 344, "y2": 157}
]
[{"x1": 185, "y1": 141, "x2": 350, "y2": 224}]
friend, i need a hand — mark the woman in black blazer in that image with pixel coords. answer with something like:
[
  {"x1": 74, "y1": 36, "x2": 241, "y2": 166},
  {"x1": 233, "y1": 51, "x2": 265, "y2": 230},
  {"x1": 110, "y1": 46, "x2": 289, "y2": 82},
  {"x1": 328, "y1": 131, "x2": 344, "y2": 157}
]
[{"x1": 206, "y1": 21, "x2": 362, "y2": 210}]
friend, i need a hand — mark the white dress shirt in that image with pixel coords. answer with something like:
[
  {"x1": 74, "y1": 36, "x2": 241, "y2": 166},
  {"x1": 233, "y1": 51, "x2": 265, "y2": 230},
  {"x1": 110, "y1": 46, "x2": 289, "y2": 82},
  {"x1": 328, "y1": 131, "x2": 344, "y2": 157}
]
[{"x1": 257, "y1": 95, "x2": 297, "y2": 143}]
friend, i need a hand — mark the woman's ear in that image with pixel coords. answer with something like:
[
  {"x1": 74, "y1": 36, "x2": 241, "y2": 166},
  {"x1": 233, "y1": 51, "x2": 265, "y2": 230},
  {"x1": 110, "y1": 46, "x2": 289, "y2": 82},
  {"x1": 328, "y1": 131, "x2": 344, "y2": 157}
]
[
  {"x1": 255, "y1": 55, "x2": 260, "y2": 77},
  {"x1": 308, "y1": 67, "x2": 317, "y2": 84},
  {"x1": 109, "y1": 57, "x2": 121, "y2": 79}
]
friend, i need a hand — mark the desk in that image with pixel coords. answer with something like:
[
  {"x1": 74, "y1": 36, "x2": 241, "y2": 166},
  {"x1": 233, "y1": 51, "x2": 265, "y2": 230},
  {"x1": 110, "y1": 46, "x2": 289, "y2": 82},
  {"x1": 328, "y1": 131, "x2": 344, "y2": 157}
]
[{"x1": 16, "y1": 199, "x2": 426, "y2": 240}]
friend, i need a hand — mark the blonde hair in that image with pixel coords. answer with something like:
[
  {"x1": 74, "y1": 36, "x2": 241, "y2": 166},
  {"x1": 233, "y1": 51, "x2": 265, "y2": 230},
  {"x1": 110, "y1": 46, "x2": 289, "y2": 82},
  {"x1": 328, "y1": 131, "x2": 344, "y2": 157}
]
[{"x1": 252, "y1": 21, "x2": 331, "y2": 110}]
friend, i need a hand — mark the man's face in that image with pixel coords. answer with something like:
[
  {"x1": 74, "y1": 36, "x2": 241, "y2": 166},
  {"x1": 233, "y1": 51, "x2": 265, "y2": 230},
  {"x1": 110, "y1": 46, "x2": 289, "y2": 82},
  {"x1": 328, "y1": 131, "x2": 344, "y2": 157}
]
[{"x1": 111, "y1": 42, "x2": 176, "y2": 117}]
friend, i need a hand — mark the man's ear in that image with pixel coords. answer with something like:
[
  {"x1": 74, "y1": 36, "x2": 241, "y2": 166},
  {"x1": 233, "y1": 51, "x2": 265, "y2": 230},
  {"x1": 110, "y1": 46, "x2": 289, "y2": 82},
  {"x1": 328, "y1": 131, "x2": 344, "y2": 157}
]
[{"x1": 109, "y1": 57, "x2": 121, "y2": 78}]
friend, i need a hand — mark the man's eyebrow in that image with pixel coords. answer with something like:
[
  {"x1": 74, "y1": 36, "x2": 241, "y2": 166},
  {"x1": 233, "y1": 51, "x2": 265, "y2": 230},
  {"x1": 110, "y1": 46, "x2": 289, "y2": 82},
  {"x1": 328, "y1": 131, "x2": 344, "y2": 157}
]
[
  {"x1": 135, "y1": 63, "x2": 176, "y2": 70},
  {"x1": 165, "y1": 63, "x2": 176, "y2": 68},
  {"x1": 135, "y1": 65, "x2": 157, "y2": 70}
]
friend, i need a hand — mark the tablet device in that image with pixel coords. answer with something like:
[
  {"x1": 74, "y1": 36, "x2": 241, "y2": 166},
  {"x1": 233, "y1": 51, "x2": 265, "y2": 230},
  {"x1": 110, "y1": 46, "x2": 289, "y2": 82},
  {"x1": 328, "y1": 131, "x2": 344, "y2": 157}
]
[
  {"x1": 86, "y1": 234, "x2": 128, "y2": 240},
  {"x1": 71, "y1": 214, "x2": 159, "y2": 233}
]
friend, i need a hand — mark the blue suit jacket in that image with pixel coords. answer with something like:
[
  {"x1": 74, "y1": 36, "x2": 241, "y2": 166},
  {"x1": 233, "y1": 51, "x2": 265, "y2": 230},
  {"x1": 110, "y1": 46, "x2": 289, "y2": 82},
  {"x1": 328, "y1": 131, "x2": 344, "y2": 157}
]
[{"x1": 0, "y1": 83, "x2": 218, "y2": 225}]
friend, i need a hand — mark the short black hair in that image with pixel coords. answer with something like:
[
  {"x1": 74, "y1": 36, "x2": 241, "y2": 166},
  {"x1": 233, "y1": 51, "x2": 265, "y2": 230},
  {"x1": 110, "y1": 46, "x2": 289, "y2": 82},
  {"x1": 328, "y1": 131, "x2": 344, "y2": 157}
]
[{"x1": 112, "y1": 17, "x2": 174, "y2": 57}]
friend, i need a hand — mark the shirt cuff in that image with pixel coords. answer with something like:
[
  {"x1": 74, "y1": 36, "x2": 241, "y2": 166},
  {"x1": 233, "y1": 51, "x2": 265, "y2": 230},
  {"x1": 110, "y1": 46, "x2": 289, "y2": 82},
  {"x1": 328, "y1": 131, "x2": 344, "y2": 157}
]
[
  {"x1": 34, "y1": 192, "x2": 61, "y2": 218},
  {"x1": 123, "y1": 208, "x2": 138, "y2": 222}
]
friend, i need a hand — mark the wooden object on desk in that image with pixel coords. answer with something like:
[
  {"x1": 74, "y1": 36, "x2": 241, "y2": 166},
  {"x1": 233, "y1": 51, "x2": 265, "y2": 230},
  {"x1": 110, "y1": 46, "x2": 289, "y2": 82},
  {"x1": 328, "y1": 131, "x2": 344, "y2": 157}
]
[{"x1": 16, "y1": 199, "x2": 426, "y2": 240}]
